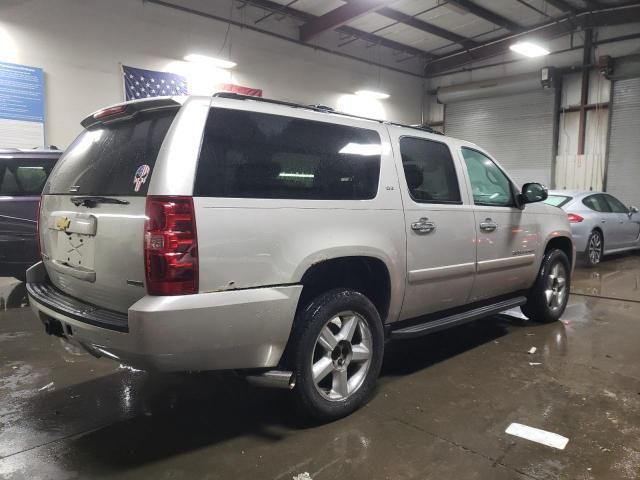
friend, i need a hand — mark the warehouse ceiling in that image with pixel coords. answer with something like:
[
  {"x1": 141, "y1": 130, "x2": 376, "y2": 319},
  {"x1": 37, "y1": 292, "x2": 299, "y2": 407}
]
[{"x1": 148, "y1": 0, "x2": 640, "y2": 76}]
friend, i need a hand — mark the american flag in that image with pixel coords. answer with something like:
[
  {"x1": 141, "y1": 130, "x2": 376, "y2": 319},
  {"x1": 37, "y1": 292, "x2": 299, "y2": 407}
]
[{"x1": 122, "y1": 65, "x2": 188, "y2": 101}]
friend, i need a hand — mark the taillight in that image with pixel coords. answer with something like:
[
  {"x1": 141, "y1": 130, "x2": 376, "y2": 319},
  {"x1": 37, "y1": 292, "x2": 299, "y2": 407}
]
[
  {"x1": 36, "y1": 197, "x2": 43, "y2": 259},
  {"x1": 144, "y1": 196, "x2": 198, "y2": 295},
  {"x1": 567, "y1": 213, "x2": 584, "y2": 223}
]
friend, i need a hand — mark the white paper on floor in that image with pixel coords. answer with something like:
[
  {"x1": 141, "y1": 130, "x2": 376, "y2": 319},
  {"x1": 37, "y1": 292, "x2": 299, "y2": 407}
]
[{"x1": 506, "y1": 423, "x2": 569, "y2": 450}]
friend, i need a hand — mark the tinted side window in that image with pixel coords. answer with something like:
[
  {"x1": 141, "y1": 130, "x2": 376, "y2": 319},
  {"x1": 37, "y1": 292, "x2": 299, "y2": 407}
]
[
  {"x1": 583, "y1": 195, "x2": 611, "y2": 213},
  {"x1": 399, "y1": 137, "x2": 461, "y2": 203},
  {"x1": 194, "y1": 108, "x2": 381, "y2": 200},
  {"x1": 604, "y1": 194, "x2": 628, "y2": 213},
  {"x1": 461, "y1": 148, "x2": 514, "y2": 207},
  {"x1": 0, "y1": 160, "x2": 54, "y2": 196}
]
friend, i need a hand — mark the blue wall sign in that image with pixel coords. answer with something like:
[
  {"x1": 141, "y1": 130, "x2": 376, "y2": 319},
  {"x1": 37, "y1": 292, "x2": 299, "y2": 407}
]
[{"x1": 0, "y1": 60, "x2": 45, "y2": 148}]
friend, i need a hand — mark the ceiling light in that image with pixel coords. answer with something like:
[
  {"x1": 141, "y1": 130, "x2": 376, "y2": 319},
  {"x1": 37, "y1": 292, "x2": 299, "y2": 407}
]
[
  {"x1": 355, "y1": 90, "x2": 390, "y2": 100},
  {"x1": 184, "y1": 54, "x2": 237, "y2": 69},
  {"x1": 509, "y1": 42, "x2": 550, "y2": 58}
]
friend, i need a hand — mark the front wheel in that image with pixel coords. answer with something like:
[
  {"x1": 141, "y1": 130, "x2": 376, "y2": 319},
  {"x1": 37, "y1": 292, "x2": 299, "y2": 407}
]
[
  {"x1": 289, "y1": 289, "x2": 384, "y2": 422},
  {"x1": 521, "y1": 249, "x2": 571, "y2": 323}
]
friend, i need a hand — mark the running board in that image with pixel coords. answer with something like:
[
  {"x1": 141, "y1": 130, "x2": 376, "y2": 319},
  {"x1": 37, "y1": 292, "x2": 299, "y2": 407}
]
[{"x1": 390, "y1": 296, "x2": 527, "y2": 340}]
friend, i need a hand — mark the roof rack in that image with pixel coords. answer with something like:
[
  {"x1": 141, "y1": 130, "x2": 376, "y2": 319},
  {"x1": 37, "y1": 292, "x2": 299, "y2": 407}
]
[{"x1": 212, "y1": 92, "x2": 442, "y2": 135}]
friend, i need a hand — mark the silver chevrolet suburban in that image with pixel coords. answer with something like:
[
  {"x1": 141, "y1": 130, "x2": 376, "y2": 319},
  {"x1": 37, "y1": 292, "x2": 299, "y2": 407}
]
[{"x1": 27, "y1": 93, "x2": 574, "y2": 420}]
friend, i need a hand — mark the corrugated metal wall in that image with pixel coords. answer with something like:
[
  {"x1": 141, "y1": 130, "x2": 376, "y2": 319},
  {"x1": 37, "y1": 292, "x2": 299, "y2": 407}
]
[
  {"x1": 444, "y1": 90, "x2": 556, "y2": 186},
  {"x1": 606, "y1": 77, "x2": 640, "y2": 206}
]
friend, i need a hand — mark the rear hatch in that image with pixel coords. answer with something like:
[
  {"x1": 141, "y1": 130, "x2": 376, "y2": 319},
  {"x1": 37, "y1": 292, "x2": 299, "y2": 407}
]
[{"x1": 40, "y1": 100, "x2": 180, "y2": 313}]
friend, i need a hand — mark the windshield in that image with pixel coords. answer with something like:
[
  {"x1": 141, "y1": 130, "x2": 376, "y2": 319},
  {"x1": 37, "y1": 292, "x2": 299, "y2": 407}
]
[
  {"x1": 45, "y1": 108, "x2": 178, "y2": 196},
  {"x1": 543, "y1": 195, "x2": 572, "y2": 208}
]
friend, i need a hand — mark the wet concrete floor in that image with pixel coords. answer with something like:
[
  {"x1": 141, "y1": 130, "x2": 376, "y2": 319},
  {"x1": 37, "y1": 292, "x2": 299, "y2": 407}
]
[{"x1": 1, "y1": 254, "x2": 640, "y2": 479}]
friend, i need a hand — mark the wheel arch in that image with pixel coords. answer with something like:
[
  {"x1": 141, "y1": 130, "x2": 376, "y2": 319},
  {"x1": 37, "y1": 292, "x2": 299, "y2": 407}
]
[
  {"x1": 297, "y1": 256, "x2": 393, "y2": 324},
  {"x1": 544, "y1": 235, "x2": 574, "y2": 267}
]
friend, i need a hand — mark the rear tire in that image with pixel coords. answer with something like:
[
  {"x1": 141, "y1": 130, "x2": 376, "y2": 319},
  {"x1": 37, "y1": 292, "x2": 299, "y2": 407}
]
[
  {"x1": 584, "y1": 230, "x2": 603, "y2": 267},
  {"x1": 521, "y1": 249, "x2": 570, "y2": 323},
  {"x1": 288, "y1": 289, "x2": 384, "y2": 422}
]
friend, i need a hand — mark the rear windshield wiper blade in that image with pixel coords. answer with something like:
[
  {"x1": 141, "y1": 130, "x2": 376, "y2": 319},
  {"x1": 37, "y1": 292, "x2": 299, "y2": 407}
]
[{"x1": 70, "y1": 196, "x2": 130, "y2": 207}]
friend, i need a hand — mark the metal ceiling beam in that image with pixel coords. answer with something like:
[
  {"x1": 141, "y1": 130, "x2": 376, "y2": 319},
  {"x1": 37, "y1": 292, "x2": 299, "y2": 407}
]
[
  {"x1": 244, "y1": 0, "x2": 434, "y2": 58},
  {"x1": 425, "y1": 4, "x2": 640, "y2": 75},
  {"x1": 336, "y1": 25, "x2": 437, "y2": 59},
  {"x1": 376, "y1": 7, "x2": 479, "y2": 49},
  {"x1": 582, "y1": 0, "x2": 602, "y2": 11},
  {"x1": 243, "y1": 0, "x2": 313, "y2": 22},
  {"x1": 542, "y1": 0, "x2": 577, "y2": 13},
  {"x1": 299, "y1": 0, "x2": 394, "y2": 42},
  {"x1": 146, "y1": 0, "x2": 424, "y2": 77},
  {"x1": 444, "y1": 0, "x2": 523, "y2": 31}
]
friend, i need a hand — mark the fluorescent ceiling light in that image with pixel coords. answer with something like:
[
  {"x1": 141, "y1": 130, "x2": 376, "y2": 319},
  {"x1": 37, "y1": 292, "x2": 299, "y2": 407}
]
[
  {"x1": 509, "y1": 42, "x2": 550, "y2": 58},
  {"x1": 279, "y1": 172, "x2": 314, "y2": 178},
  {"x1": 339, "y1": 143, "x2": 382, "y2": 156},
  {"x1": 184, "y1": 54, "x2": 237, "y2": 69},
  {"x1": 355, "y1": 90, "x2": 390, "y2": 100}
]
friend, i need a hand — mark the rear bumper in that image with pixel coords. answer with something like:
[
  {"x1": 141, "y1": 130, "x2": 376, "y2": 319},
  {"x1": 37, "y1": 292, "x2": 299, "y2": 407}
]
[{"x1": 26, "y1": 262, "x2": 302, "y2": 372}]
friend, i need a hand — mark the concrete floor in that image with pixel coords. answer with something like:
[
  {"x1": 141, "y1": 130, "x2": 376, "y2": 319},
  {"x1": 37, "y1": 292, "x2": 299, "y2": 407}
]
[{"x1": 1, "y1": 254, "x2": 640, "y2": 479}]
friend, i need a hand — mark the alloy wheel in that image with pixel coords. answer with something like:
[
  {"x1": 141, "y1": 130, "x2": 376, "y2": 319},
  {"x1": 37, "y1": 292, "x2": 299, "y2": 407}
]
[
  {"x1": 544, "y1": 262, "x2": 568, "y2": 312},
  {"x1": 311, "y1": 311, "x2": 372, "y2": 401},
  {"x1": 588, "y1": 233, "x2": 602, "y2": 265}
]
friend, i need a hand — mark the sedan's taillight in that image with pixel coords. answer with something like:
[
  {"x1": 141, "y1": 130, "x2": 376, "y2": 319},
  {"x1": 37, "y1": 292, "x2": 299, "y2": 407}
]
[
  {"x1": 144, "y1": 196, "x2": 198, "y2": 295},
  {"x1": 567, "y1": 213, "x2": 584, "y2": 223}
]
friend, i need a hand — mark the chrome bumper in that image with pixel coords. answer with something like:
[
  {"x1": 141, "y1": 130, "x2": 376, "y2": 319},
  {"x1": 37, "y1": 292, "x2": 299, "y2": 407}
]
[{"x1": 26, "y1": 262, "x2": 302, "y2": 372}]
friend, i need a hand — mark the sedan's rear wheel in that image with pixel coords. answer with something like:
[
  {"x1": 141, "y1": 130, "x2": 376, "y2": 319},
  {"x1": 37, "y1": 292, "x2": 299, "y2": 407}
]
[{"x1": 586, "y1": 230, "x2": 603, "y2": 267}]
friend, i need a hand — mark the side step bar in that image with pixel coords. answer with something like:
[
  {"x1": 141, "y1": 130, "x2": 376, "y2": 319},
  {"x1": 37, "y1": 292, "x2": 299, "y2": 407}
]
[{"x1": 390, "y1": 296, "x2": 527, "y2": 340}]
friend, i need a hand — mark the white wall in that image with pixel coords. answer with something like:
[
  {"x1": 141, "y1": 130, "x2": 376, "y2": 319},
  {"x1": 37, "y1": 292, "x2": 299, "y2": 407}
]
[{"x1": 0, "y1": 0, "x2": 425, "y2": 148}]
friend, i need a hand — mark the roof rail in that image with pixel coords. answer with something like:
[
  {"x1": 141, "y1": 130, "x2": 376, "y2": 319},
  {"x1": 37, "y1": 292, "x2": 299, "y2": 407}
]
[{"x1": 211, "y1": 92, "x2": 443, "y2": 135}]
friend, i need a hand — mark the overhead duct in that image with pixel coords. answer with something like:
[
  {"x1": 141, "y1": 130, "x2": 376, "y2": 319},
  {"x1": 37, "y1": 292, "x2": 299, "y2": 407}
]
[{"x1": 436, "y1": 72, "x2": 542, "y2": 104}]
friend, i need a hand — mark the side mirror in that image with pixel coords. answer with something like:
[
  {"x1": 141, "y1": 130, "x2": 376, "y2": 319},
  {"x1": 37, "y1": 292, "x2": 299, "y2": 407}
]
[
  {"x1": 629, "y1": 206, "x2": 638, "y2": 214},
  {"x1": 520, "y1": 182, "x2": 548, "y2": 204}
]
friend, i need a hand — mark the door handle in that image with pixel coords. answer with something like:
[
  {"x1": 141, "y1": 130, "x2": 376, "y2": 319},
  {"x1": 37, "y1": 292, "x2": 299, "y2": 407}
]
[
  {"x1": 479, "y1": 218, "x2": 498, "y2": 232},
  {"x1": 411, "y1": 217, "x2": 436, "y2": 234}
]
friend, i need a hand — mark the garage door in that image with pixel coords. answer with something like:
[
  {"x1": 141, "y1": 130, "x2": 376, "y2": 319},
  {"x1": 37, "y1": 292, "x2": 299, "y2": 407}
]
[
  {"x1": 606, "y1": 77, "x2": 640, "y2": 206},
  {"x1": 444, "y1": 89, "x2": 556, "y2": 186}
]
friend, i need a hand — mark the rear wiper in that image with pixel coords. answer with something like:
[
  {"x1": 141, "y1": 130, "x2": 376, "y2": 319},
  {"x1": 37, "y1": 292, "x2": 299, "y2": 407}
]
[{"x1": 70, "y1": 196, "x2": 130, "y2": 208}]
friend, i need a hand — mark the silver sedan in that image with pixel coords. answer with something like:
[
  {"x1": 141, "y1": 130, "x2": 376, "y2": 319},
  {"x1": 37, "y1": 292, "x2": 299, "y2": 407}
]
[{"x1": 545, "y1": 190, "x2": 640, "y2": 266}]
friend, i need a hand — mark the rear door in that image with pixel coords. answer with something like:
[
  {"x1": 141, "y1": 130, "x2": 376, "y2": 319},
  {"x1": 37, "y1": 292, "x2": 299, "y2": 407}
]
[
  {"x1": 460, "y1": 147, "x2": 539, "y2": 301},
  {"x1": 40, "y1": 101, "x2": 183, "y2": 313},
  {"x1": 583, "y1": 194, "x2": 620, "y2": 249},
  {"x1": 603, "y1": 194, "x2": 640, "y2": 247},
  {"x1": 389, "y1": 131, "x2": 476, "y2": 319}
]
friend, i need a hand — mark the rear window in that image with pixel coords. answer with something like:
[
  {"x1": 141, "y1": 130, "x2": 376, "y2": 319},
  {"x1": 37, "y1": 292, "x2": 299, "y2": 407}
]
[
  {"x1": 0, "y1": 158, "x2": 55, "y2": 196},
  {"x1": 194, "y1": 108, "x2": 381, "y2": 200},
  {"x1": 543, "y1": 195, "x2": 572, "y2": 208},
  {"x1": 45, "y1": 108, "x2": 177, "y2": 196}
]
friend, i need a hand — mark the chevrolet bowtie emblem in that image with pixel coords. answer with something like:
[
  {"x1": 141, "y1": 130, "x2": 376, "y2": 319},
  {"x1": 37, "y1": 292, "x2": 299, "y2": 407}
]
[{"x1": 56, "y1": 217, "x2": 71, "y2": 231}]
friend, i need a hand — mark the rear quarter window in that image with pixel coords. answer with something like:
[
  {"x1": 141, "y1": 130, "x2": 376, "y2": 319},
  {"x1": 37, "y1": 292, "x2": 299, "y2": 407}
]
[
  {"x1": 543, "y1": 195, "x2": 572, "y2": 208},
  {"x1": 194, "y1": 108, "x2": 381, "y2": 200},
  {"x1": 45, "y1": 108, "x2": 177, "y2": 196}
]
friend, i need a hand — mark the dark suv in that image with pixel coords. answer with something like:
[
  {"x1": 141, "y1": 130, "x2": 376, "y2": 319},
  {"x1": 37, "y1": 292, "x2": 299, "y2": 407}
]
[{"x1": 0, "y1": 148, "x2": 61, "y2": 281}]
